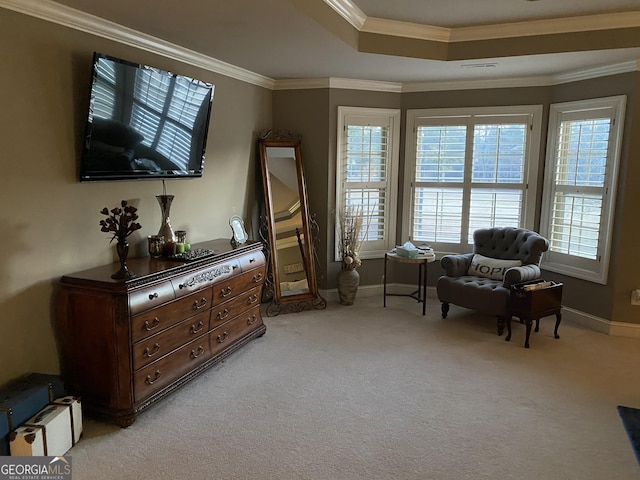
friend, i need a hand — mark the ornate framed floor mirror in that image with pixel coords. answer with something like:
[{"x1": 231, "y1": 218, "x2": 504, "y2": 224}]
[{"x1": 257, "y1": 130, "x2": 326, "y2": 316}]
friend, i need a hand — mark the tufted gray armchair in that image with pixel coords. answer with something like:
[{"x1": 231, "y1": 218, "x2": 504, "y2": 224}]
[{"x1": 436, "y1": 227, "x2": 549, "y2": 335}]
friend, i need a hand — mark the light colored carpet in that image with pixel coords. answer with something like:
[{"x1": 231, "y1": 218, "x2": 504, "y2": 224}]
[{"x1": 69, "y1": 297, "x2": 640, "y2": 479}]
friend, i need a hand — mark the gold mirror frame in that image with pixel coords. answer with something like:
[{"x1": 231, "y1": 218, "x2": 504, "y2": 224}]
[{"x1": 258, "y1": 130, "x2": 326, "y2": 316}]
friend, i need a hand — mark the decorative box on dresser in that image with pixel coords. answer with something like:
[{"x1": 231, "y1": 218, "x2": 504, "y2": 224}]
[{"x1": 56, "y1": 239, "x2": 266, "y2": 427}]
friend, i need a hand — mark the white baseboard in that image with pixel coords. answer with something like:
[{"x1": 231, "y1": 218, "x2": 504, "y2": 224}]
[
  {"x1": 561, "y1": 306, "x2": 640, "y2": 338},
  {"x1": 320, "y1": 284, "x2": 640, "y2": 339}
]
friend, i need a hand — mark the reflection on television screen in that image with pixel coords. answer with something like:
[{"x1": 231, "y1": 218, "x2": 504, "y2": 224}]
[{"x1": 80, "y1": 53, "x2": 214, "y2": 181}]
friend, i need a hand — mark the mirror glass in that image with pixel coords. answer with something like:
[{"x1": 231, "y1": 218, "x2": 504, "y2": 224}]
[
  {"x1": 266, "y1": 146, "x2": 309, "y2": 296},
  {"x1": 258, "y1": 132, "x2": 325, "y2": 315}
]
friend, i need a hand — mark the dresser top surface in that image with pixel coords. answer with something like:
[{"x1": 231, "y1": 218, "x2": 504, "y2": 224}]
[{"x1": 60, "y1": 239, "x2": 263, "y2": 289}]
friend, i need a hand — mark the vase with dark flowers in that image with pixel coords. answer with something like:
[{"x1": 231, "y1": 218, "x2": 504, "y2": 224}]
[{"x1": 100, "y1": 200, "x2": 142, "y2": 279}]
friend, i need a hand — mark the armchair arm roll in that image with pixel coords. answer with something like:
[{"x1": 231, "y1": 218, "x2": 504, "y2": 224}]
[
  {"x1": 440, "y1": 253, "x2": 474, "y2": 277},
  {"x1": 503, "y1": 264, "x2": 542, "y2": 288}
]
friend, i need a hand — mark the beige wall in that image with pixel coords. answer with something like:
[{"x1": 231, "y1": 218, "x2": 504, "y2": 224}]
[
  {"x1": 272, "y1": 75, "x2": 640, "y2": 325},
  {"x1": 0, "y1": 10, "x2": 272, "y2": 386}
]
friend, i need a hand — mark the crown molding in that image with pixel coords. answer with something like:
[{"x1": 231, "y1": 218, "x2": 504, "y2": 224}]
[
  {"x1": 403, "y1": 60, "x2": 639, "y2": 92},
  {"x1": 275, "y1": 75, "x2": 551, "y2": 93},
  {"x1": 362, "y1": 17, "x2": 451, "y2": 42},
  {"x1": 552, "y1": 60, "x2": 639, "y2": 85},
  {"x1": 329, "y1": 77, "x2": 402, "y2": 92},
  {"x1": 401, "y1": 75, "x2": 554, "y2": 93},
  {"x1": 323, "y1": 0, "x2": 640, "y2": 43},
  {"x1": 276, "y1": 61, "x2": 639, "y2": 93},
  {"x1": 451, "y1": 11, "x2": 640, "y2": 42},
  {"x1": 274, "y1": 77, "x2": 402, "y2": 92},
  {"x1": 0, "y1": 0, "x2": 275, "y2": 89},
  {"x1": 322, "y1": 0, "x2": 366, "y2": 29}
]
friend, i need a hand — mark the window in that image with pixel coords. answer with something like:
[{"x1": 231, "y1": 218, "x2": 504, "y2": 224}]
[
  {"x1": 540, "y1": 96, "x2": 626, "y2": 284},
  {"x1": 335, "y1": 107, "x2": 400, "y2": 259},
  {"x1": 404, "y1": 106, "x2": 542, "y2": 253}
]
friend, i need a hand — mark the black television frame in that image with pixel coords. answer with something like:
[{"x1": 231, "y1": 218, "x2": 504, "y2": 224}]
[{"x1": 79, "y1": 52, "x2": 215, "y2": 182}]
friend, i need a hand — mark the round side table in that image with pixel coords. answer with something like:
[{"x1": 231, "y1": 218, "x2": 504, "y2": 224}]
[{"x1": 383, "y1": 251, "x2": 436, "y2": 315}]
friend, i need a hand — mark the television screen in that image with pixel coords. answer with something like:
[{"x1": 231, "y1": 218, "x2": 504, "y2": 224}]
[{"x1": 80, "y1": 53, "x2": 214, "y2": 181}]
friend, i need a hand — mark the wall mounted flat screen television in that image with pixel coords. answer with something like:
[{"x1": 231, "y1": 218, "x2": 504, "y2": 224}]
[{"x1": 80, "y1": 52, "x2": 215, "y2": 181}]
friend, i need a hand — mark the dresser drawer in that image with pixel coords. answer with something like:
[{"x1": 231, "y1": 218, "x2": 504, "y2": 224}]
[
  {"x1": 134, "y1": 336, "x2": 211, "y2": 402},
  {"x1": 210, "y1": 306, "x2": 263, "y2": 357},
  {"x1": 211, "y1": 286, "x2": 261, "y2": 328},
  {"x1": 172, "y1": 259, "x2": 241, "y2": 298},
  {"x1": 238, "y1": 250, "x2": 266, "y2": 271},
  {"x1": 132, "y1": 311, "x2": 210, "y2": 371},
  {"x1": 212, "y1": 267, "x2": 266, "y2": 307},
  {"x1": 131, "y1": 289, "x2": 213, "y2": 343},
  {"x1": 129, "y1": 282, "x2": 175, "y2": 315}
]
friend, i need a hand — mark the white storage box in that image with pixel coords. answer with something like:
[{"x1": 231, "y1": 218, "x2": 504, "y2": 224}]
[
  {"x1": 53, "y1": 396, "x2": 82, "y2": 445},
  {"x1": 25, "y1": 404, "x2": 72, "y2": 456},
  {"x1": 10, "y1": 425, "x2": 45, "y2": 456}
]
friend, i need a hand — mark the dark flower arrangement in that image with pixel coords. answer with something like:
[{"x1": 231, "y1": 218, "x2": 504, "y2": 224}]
[{"x1": 100, "y1": 200, "x2": 142, "y2": 243}]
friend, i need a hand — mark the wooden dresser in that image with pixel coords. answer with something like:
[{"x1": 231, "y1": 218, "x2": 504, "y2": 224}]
[{"x1": 56, "y1": 239, "x2": 266, "y2": 426}]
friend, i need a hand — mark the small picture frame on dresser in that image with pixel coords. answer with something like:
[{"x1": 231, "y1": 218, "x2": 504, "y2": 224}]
[{"x1": 229, "y1": 215, "x2": 248, "y2": 247}]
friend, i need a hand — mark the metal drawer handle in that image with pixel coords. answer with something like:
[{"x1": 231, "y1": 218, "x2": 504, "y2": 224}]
[
  {"x1": 232, "y1": 264, "x2": 239, "y2": 270},
  {"x1": 252, "y1": 273, "x2": 263, "y2": 283},
  {"x1": 216, "y1": 332, "x2": 229, "y2": 344},
  {"x1": 247, "y1": 294, "x2": 258, "y2": 305},
  {"x1": 143, "y1": 343, "x2": 160, "y2": 358},
  {"x1": 193, "y1": 297, "x2": 208, "y2": 310},
  {"x1": 148, "y1": 292, "x2": 159, "y2": 301},
  {"x1": 247, "y1": 314, "x2": 258, "y2": 325},
  {"x1": 144, "y1": 317, "x2": 161, "y2": 331},
  {"x1": 145, "y1": 370, "x2": 161, "y2": 385},
  {"x1": 190, "y1": 321, "x2": 204, "y2": 334},
  {"x1": 220, "y1": 286, "x2": 232, "y2": 298},
  {"x1": 216, "y1": 309, "x2": 229, "y2": 321},
  {"x1": 249, "y1": 257, "x2": 256, "y2": 263},
  {"x1": 190, "y1": 346, "x2": 205, "y2": 359}
]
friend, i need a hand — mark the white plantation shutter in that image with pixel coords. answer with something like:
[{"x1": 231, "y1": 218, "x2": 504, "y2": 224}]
[
  {"x1": 336, "y1": 107, "x2": 400, "y2": 259},
  {"x1": 550, "y1": 118, "x2": 609, "y2": 259},
  {"x1": 468, "y1": 122, "x2": 527, "y2": 242},
  {"x1": 413, "y1": 124, "x2": 465, "y2": 243},
  {"x1": 413, "y1": 188, "x2": 463, "y2": 243},
  {"x1": 405, "y1": 107, "x2": 541, "y2": 252},
  {"x1": 468, "y1": 188, "x2": 522, "y2": 238},
  {"x1": 540, "y1": 96, "x2": 625, "y2": 284},
  {"x1": 344, "y1": 123, "x2": 388, "y2": 242}
]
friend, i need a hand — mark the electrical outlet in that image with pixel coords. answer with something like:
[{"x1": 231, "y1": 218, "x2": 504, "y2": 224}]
[{"x1": 632, "y1": 290, "x2": 640, "y2": 306}]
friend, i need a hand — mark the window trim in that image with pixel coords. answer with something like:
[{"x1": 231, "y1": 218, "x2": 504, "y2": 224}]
[
  {"x1": 539, "y1": 95, "x2": 626, "y2": 285},
  {"x1": 335, "y1": 106, "x2": 401, "y2": 261},
  {"x1": 403, "y1": 105, "x2": 543, "y2": 254}
]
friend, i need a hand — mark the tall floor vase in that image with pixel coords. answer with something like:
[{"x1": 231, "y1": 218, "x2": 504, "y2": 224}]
[{"x1": 337, "y1": 268, "x2": 360, "y2": 305}]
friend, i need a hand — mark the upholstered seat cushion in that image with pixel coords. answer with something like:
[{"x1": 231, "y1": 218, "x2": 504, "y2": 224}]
[{"x1": 437, "y1": 275, "x2": 509, "y2": 317}]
